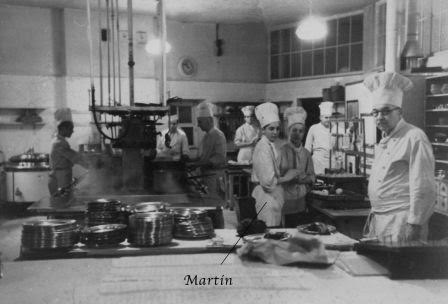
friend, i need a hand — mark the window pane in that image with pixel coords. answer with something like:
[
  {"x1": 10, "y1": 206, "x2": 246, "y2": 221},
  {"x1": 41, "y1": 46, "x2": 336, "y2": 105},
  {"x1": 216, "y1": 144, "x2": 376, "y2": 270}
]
[
  {"x1": 313, "y1": 28, "x2": 326, "y2": 49},
  {"x1": 351, "y1": 14, "x2": 363, "y2": 42},
  {"x1": 313, "y1": 49, "x2": 324, "y2": 75},
  {"x1": 326, "y1": 19, "x2": 337, "y2": 46},
  {"x1": 271, "y1": 30, "x2": 279, "y2": 54},
  {"x1": 271, "y1": 55, "x2": 279, "y2": 79},
  {"x1": 350, "y1": 43, "x2": 363, "y2": 71},
  {"x1": 301, "y1": 39, "x2": 313, "y2": 51},
  {"x1": 291, "y1": 53, "x2": 301, "y2": 78},
  {"x1": 280, "y1": 29, "x2": 291, "y2": 53},
  {"x1": 292, "y1": 31, "x2": 301, "y2": 51},
  {"x1": 337, "y1": 45, "x2": 350, "y2": 73},
  {"x1": 338, "y1": 17, "x2": 350, "y2": 44},
  {"x1": 281, "y1": 54, "x2": 291, "y2": 78},
  {"x1": 302, "y1": 51, "x2": 312, "y2": 76},
  {"x1": 182, "y1": 127, "x2": 194, "y2": 145},
  {"x1": 178, "y1": 106, "x2": 192, "y2": 123},
  {"x1": 169, "y1": 105, "x2": 177, "y2": 115},
  {"x1": 325, "y1": 47, "x2": 336, "y2": 74}
]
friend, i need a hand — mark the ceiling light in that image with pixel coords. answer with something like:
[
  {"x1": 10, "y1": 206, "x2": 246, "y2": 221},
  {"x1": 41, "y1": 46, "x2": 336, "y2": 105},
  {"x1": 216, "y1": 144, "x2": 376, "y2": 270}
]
[
  {"x1": 145, "y1": 38, "x2": 172, "y2": 55},
  {"x1": 296, "y1": 16, "x2": 327, "y2": 40},
  {"x1": 295, "y1": 0, "x2": 327, "y2": 41}
]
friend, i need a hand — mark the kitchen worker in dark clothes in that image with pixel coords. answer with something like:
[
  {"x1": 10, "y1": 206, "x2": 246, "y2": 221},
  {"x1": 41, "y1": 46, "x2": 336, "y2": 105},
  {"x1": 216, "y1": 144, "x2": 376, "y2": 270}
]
[{"x1": 48, "y1": 108, "x2": 88, "y2": 205}]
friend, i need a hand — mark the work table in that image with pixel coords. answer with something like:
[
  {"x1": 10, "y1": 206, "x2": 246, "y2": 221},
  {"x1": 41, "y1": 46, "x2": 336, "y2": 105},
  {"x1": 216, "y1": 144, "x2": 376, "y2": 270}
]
[{"x1": 2, "y1": 252, "x2": 447, "y2": 304}]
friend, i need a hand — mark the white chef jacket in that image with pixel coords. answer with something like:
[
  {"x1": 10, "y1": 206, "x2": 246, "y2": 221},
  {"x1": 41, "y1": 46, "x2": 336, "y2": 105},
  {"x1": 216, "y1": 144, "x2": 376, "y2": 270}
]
[
  {"x1": 304, "y1": 122, "x2": 331, "y2": 175},
  {"x1": 251, "y1": 135, "x2": 284, "y2": 226},
  {"x1": 366, "y1": 119, "x2": 436, "y2": 241},
  {"x1": 156, "y1": 128, "x2": 189, "y2": 159},
  {"x1": 234, "y1": 123, "x2": 260, "y2": 163}
]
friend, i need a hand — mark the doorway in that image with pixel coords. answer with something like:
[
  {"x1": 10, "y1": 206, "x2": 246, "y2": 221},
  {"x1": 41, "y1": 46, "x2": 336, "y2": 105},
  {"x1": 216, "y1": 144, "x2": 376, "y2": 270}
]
[{"x1": 300, "y1": 97, "x2": 323, "y2": 144}]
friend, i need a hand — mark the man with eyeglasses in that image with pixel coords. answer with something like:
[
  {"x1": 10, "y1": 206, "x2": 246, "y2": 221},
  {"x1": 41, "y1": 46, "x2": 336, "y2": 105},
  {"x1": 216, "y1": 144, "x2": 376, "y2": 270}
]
[
  {"x1": 363, "y1": 72, "x2": 436, "y2": 242},
  {"x1": 234, "y1": 105, "x2": 260, "y2": 163},
  {"x1": 305, "y1": 101, "x2": 334, "y2": 174}
]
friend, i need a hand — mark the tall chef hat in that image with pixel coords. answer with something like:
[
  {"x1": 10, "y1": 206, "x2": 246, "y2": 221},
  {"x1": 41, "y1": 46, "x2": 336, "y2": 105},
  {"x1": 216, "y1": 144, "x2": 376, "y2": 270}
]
[
  {"x1": 241, "y1": 105, "x2": 255, "y2": 116},
  {"x1": 196, "y1": 102, "x2": 214, "y2": 118},
  {"x1": 363, "y1": 72, "x2": 414, "y2": 108},
  {"x1": 255, "y1": 102, "x2": 279, "y2": 128},
  {"x1": 54, "y1": 108, "x2": 72, "y2": 126},
  {"x1": 319, "y1": 101, "x2": 334, "y2": 116},
  {"x1": 284, "y1": 106, "x2": 307, "y2": 129}
]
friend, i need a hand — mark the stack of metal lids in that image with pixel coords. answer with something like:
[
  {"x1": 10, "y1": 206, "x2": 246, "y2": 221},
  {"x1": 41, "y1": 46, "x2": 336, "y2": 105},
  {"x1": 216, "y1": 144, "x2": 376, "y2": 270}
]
[
  {"x1": 80, "y1": 224, "x2": 128, "y2": 247},
  {"x1": 129, "y1": 202, "x2": 170, "y2": 213},
  {"x1": 171, "y1": 208, "x2": 214, "y2": 239},
  {"x1": 128, "y1": 212, "x2": 174, "y2": 246},
  {"x1": 21, "y1": 219, "x2": 79, "y2": 250},
  {"x1": 86, "y1": 198, "x2": 122, "y2": 226}
]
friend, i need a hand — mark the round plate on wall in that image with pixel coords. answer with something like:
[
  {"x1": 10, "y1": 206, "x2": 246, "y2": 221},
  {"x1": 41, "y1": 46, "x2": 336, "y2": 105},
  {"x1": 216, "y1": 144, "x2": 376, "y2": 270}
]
[{"x1": 177, "y1": 56, "x2": 197, "y2": 77}]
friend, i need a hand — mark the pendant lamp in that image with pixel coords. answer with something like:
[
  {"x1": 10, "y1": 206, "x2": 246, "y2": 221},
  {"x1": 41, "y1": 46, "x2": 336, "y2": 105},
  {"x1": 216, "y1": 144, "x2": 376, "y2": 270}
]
[{"x1": 295, "y1": 0, "x2": 327, "y2": 40}]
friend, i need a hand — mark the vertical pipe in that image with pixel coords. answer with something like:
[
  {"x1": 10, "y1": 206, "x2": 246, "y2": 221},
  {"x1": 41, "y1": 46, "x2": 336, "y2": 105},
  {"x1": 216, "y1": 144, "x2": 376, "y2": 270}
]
[
  {"x1": 115, "y1": 0, "x2": 122, "y2": 105},
  {"x1": 98, "y1": 0, "x2": 103, "y2": 106},
  {"x1": 106, "y1": 0, "x2": 111, "y2": 106},
  {"x1": 160, "y1": 0, "x2": 167, "y2": 106},
  {"x1": 111, "y1": 0, "x2": 116, "y2": 106},
  {"x1": 86, "y1": 0, "x2": 94, "y2": 95},
  {"x1": 127, "y1": 0, "x2": 134, "y2": 106},
  {"x1": 385, "y1": 0, "x2": 399, "y2": 72}
]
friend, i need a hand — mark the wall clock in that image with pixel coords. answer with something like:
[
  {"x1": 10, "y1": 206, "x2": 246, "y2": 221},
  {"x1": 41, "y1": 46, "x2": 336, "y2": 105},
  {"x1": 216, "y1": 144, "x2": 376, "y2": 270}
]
[{"x1": 178, "y1": 56, "x2": 197, "y2": 77}]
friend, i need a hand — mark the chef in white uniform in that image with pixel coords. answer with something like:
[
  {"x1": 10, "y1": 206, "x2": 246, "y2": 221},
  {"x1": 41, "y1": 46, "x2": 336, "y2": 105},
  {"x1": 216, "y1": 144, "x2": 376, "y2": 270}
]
[
  {"x1": 305, "y1": 101, "x2": 334, "y2": 174},
  {"x1": 363, "y1": 72, "x2": 436, "y2": 242},
  {"x1": 234, "y1": 106, "x2": 260, "y2": 163},
  {"x1": 251, "y1": 102, "x2": 299, "y2": 227}
]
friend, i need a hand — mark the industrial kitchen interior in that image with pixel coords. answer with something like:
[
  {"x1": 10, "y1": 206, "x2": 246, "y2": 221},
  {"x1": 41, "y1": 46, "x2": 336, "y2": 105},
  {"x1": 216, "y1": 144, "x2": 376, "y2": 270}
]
[{"x1": 1, "y1": 0, "x2": 448, "y2": 303}]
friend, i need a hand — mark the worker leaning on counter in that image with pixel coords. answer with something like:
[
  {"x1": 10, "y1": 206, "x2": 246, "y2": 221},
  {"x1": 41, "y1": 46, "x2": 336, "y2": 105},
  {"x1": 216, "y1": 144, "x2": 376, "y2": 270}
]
[
  {"x1": 363, "y1": 72, "x2": 436, "y2": 242},
  {"x1": 304, "y1": 101, "x2": 334, "y2": 174},
  {"x1": 190, "y1": 102, "x2": 227, "y2": 202},
  {"x1": 280, "y1": 105, "x2": 315, "y2": 227},
  {"x1": 156, "y1": 114, "x2": 189, "y2": 161},
  {"x1": 48, "y1": 108, "x2": 89, "y2": 202},
  {"x1": 233, "y1": 105, "x2": 260, "y2": 163}
]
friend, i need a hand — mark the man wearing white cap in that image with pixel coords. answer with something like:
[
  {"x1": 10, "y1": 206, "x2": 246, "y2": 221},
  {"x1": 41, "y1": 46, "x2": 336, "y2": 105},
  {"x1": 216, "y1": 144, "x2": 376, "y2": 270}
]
[
  {"x1": 251, "y1": 102, "x2": 301, "y2": 227},
  {"x1": 234, "y1": 105, "x2": 260, "y2": 163},
  {"x1": 305, "y1": 101, "x2": 334, "y2": 174},
  {"x1": 279, "y1": 106, "x2": 315, "y2": 227},
  {"x1": 48, "y1": 108, "x2": 88, "y2": 202},
  {"x1": 156, "y1": 114, "x2": 189, "y2": 161},
  {"x1": 363, "y1": 72, "x2": 435, "y2": 242},
  {"x1": 192, "y1": 102, "x2": 227, "y2": 202}
]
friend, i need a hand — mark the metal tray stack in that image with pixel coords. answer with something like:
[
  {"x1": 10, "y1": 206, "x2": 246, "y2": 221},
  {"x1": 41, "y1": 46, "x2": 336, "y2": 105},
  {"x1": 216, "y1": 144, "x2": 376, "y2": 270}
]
[
  {"x1": 80, "y1": 224, "x2": 128, "y2": 247},
  {"x1": 171, "y1": 208, "x2": 214, "y2": 239},
  {"x1": 86, "y1": 198, "x2": 123, "y2": 226},
  {"x1": 128, "y1": 212, "x2": 174, "y2": 246},
  {"x1": 21, "y1": 219, "x2": 79, "y2": 251},
  {"x1": 128, "y1": 202, "x2": 170, "y2": 214}
]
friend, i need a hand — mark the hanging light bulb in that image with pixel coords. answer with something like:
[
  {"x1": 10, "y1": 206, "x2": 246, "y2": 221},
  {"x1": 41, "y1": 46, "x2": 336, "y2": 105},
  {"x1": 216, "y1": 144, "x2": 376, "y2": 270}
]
[
  {"x1": 296, "y1": 16, "x2": 327, "y2": 40},
  {"x1": 296, "y1": 0, "x2": 327, "y2": 41},
  {"x1": 145, "y1": 38, "x2": 172, "y2": 55}
]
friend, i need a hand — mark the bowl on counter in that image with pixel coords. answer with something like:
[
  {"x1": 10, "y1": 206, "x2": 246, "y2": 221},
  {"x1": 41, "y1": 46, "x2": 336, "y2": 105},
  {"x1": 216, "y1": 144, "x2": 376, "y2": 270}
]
[{"x1": 434, "y1": 132, "x2": 448, "y2": 142}]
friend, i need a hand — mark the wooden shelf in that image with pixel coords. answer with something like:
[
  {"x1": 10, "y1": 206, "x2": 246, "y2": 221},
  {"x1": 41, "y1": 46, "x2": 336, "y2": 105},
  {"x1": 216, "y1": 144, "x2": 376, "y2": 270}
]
[
  {"x1": 427, "y1": 125, "x2": 448, "y2": 127},
  {"x1": 425, "y1": 109, "x2": 448, "y2": 112},
  {"x1": 0, "y1": 122, "x2": 44, "y2": 127},
  {"x1": 436, "y1": 160, "x2": 448, "y2": 165},
  {"x1": 426, "y1": 93, "x2": 448, "y2": 98},
  {"x1": 432, "y1": 142, "x2": 448, "y2": 147}
]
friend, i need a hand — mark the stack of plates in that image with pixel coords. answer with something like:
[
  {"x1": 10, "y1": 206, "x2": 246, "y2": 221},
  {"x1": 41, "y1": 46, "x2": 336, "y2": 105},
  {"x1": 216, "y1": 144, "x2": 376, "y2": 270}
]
[
  {"x1": 171, "y1": 208, "x2": 214, "y2": 239},
  {"x1": 86, "y1": 198, "x2": 122, "y2": 226},
  {"x1": 80, "y1": 224, "x2": 128, "y2": 247},
  {"x1": 128, "y1": 212, "x2": 174, "y2": 246},
  {"x1": 21, "y1": 219, "x2": 79, "y2": 250},
  {"x1": 129, "y1": 202, "x2": 170, "y2": 213}
]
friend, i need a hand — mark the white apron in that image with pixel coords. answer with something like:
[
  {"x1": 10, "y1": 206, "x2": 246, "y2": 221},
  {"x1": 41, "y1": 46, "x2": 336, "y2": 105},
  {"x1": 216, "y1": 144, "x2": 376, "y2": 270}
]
[{"x1": 252, "y1": 185, "x2": 284, "y2": 227}]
